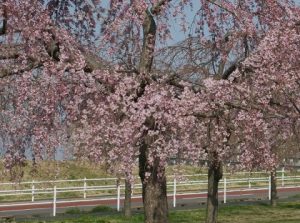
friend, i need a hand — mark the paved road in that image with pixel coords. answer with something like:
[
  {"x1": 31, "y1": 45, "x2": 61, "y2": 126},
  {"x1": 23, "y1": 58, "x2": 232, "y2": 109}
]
[{"x1": 1, "y1": 186, "x2": 300, "y2": 217}]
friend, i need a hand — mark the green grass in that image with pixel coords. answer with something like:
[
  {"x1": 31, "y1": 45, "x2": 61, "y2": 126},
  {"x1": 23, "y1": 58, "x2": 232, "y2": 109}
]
[
  {"x1": 289, "y1": 193, "x2": 300, "y2": 199},
  {"x1": 20, "y1": 201, "x2": 300, "y2": 223},
  {"x1": 65, "y1": 207, "x2": 82, "y2": 215},
  {"x1": 62, "y1": 205, "x2": 115, "y2": 216},
  {"x1": 90, "y1": 205, "x2": 114, "y2": 213}
]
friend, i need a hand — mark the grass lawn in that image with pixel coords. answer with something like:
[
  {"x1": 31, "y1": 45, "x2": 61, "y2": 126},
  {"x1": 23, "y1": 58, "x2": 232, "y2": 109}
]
[{"x1": 21, "y1": 201, "x2": 300, "y2": 223}]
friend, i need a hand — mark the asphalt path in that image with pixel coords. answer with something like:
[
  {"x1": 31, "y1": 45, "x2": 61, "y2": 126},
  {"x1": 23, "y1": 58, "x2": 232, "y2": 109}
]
[{"x1": 1, "y1": 186, "x2": 300, "y2": 217}]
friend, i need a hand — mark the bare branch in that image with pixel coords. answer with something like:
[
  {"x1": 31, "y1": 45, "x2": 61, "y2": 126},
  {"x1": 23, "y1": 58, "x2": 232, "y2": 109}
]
[{"x1": 207, "y1": 0, "x2": 237, "y2": 18}]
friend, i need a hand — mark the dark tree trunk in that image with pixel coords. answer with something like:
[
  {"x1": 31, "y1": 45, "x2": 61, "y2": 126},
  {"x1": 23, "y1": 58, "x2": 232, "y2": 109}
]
[
  {"x1": 139, "y1": 141, "x2": 168, "y2": 223},
  {"x1": 206, "y1": 159, "x2": 223, "y2": 223},
  {"x1": 124, "y1": 179, "x2": 132, "y2": 217},
  {"x1": 137, "y1": 5, "x2": 169, "y2": 223},
  {"x1": 270, "y1": 169, "x2": 278, "y2": 207}
]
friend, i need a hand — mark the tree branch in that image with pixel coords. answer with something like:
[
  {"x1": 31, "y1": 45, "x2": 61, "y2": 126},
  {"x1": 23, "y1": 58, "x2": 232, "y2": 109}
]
[
  {"x1": 139, "y1": 9, "x2": 156, "y2": 74},
  {"x1": 0, "y1": 1, "x2": 7, "y2": 36},
  {"x1": 222, "y1": 62, "x2": 237, "y2": 80},
  {"x1": 0, "y1": 44, "x2": 22, "y2": 60},
  {"x1": 0, "y1": 60, "x2": 43, "y2": 78},
  {"x1": 151, "y1": 0, "x2": 172, "y2": 15},
  {"x1": 207, "y1": 0, "x2": 237, "y2": 18}
]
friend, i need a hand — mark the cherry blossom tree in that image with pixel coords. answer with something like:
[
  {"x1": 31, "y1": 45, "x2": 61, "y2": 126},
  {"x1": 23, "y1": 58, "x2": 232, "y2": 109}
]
[
  {"x1": 0, "y1": 0, "x2": 88, "y2": 178},
  {"x1": 231, "y1": 19, "x2": 300, "y2": 207},
  {"x1": 1, "y1": 1, "x2": 300, "y2": 223}
]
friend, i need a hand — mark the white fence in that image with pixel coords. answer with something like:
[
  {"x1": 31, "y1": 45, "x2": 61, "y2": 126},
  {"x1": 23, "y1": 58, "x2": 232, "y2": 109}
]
[{"x1": 1, "y1": 168, "x2": 300, "y2": 217}]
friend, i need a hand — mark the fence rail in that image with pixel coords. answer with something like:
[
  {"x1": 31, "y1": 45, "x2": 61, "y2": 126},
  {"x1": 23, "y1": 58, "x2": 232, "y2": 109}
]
[{"x1": 1, "y1": 168, "x2": 300, "y2": 216}]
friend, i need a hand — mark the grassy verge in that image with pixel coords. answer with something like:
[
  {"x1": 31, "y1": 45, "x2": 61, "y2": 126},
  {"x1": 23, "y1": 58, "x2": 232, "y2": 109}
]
[{"x1": 17, "y1": 201, "x2": 300, "y2": 223}]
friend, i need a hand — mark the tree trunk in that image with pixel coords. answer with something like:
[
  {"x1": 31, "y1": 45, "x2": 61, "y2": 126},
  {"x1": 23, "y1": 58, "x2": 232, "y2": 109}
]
[
  {"x1": 124, "y1": 178, "x2": 132, "y2": 217},
  {"x1": 270, "y1": 169, "x2": 278, "y2": 207},
  {"x1": 139, "y1": 142, "x2": 168, "y2": 223},
  {"x1": 206, "y1": 160, "x2": 223, "y2": 223},
  {"x1": 137, "y1": 6, "x2": 168, "y2": 223}
]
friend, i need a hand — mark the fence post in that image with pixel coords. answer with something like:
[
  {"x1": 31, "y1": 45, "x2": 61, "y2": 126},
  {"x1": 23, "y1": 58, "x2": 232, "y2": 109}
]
[
  {"x1": 31, "y1": 180, "x2": 35, "y2": 202},
  {"x1": 281, "y1": 167, "x2": 285, "y2": 187},
  {"x1": 173, "y1": 176, "x2": 176, "y2": 208},
  {"x1": 53, "y1": 186, "x2": 57, "y2": 217},
  {"x1": 117, "y1": 180, "x2": 121, "y2": 212},
  {"x1": 83, "y1": 177, "x2": 87, "y2": 199},
  {"x1": 268, "y1": 176, "x2": 271, "y2": 200},
  {"x1": 131, "y1": 177, "x2": 134, "y2": 196},
  {"x1": 224, "y1": 177, "x2": 227, "y2": 204},
  {"x1": 248, "y1": 178, "x2": 251, "y2": 189}
]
